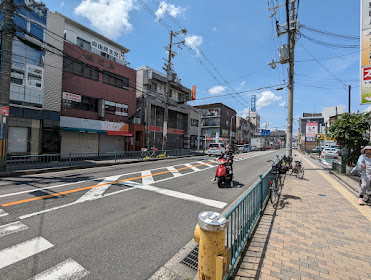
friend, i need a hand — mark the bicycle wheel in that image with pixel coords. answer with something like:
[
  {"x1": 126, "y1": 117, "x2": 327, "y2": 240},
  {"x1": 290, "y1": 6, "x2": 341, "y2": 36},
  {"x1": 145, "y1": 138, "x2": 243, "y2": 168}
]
[
  {"x1": 270, "y1": 179, "x2": 278, "y2": 204},
  {"x1": 297, "y1": 167, "x2": 304, "y2": 179}
]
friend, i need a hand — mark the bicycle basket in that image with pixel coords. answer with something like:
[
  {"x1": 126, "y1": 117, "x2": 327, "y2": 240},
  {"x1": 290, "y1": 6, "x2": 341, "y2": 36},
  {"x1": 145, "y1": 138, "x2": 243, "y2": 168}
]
[{"x1": 278, "y1": 164, "x2": 288, "y2": 174}]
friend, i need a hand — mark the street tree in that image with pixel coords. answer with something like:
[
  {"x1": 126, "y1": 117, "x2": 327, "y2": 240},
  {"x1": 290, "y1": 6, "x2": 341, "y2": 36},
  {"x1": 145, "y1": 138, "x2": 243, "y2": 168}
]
[{"x1": 329, "y1": 113, "x2": 369, "y2": 165}]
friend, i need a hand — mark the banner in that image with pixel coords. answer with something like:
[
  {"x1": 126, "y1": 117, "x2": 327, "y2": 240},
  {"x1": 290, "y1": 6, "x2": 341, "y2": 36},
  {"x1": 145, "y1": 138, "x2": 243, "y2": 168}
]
[
  {"x1": 305, "y1": 122, "x2": 318, "y2": 142},
  {"x1": 192, "y1": 86, "x2": 196, "y2": 100},
  {"x1": 361, "y1": 0, "x2": 371, "y2": 104}
]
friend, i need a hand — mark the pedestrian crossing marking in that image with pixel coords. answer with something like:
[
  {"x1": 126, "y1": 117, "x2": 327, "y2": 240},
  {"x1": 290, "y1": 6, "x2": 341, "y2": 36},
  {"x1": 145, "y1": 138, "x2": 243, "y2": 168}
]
[
  {"x1": 141, "y1": 170, "x2": 155, "y2": 185},
  {"x1": 0, "y1": 221, "x2": 28, "y2": 237},
  {"x1": 184, "y1": 163, "x2": 201, "y2": 172},
  {"x1": 0, "y1": 209, "x2": 8, "y2": 217},
  {"x1": 0, "y1": 237, "x2": 53, "y2": 269},
  {"x1": 167, "y1": 166, "x2": 182, "y2": 177},
  {"x1": 29, "y1": 258, "x2": 89, "y2": 280}
]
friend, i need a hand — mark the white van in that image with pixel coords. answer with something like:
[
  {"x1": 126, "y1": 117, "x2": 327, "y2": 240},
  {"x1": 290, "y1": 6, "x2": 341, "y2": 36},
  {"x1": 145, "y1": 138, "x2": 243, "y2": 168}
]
[{"x1": 208, "y1": 143, "x2": 226, "y2": 156}]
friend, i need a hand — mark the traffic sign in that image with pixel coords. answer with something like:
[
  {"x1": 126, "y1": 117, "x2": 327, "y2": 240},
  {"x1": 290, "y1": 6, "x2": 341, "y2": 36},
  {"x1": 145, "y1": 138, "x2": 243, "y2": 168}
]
[
  {"x1": 315, "y1": 133, "x2": 324, "y2": 140},
  {"x1": 261, "y1": 129, "x2": 271, "y2": 136},
  {"x1": 1, "y1": 106, "x2": 9, "y2": 117}
]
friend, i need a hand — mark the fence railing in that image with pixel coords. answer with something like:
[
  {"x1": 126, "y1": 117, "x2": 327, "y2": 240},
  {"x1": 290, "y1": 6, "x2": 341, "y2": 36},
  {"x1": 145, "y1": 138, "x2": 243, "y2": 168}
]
[
  {"x1": 224, "y1": 162, "x2": 278, "y2": 279},
  {"x1": 0, "y1": 149, "x2": 204, "y2": 173}
]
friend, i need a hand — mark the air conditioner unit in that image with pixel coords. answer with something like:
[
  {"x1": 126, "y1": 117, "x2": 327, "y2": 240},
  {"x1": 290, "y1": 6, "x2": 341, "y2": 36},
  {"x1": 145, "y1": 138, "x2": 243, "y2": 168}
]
[{"x1": 133, "y1": 118, "x2": 141, "y2": 124}]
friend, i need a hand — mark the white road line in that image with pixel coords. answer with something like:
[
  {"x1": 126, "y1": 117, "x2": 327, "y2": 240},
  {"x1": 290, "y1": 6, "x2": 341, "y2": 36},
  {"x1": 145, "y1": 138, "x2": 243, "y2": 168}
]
[
  {"x1": 121, "y1": 181, "x2": 227, "y2": 209},
  {"x1": 0, "y1": 221, "x2": 28, "y2": 237},
  {"x1": 141, "y1": 170, "x2": 155, "y2": 185},
  {"x1": 184, "y1": 163, "x2": 201, "y2": 172},
  {"x1": 197, "y1": 161, "x2": 214, "y2": 168},
  {"x1": 29, "y1": 258, "x2": 89, "y2": 280},
  {"x1": 74, "y1": 175, "x2": 121, "y2": 203},
  {"x1": 0, "y1": 209, "x2": 8, "y2": 217},
  {"x1": 167, "y1": 166, "x2": 182, "y2": 177},
  {"x1": 0, "y1": 237, "x2": 53, "y2": 269}
]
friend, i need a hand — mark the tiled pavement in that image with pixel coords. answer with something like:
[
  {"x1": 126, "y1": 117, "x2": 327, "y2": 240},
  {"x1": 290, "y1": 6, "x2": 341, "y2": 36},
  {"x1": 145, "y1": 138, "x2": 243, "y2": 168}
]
[{"x1": 235, "y1": 153, "x2": 371, "y2": 280}]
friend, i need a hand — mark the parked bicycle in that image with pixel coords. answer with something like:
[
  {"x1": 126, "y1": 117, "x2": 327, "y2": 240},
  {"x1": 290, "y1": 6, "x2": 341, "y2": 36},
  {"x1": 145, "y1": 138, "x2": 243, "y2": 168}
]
[
  {"x1": 141, "y1": 147, "x2": 156, "y2": 160},
  {"x1": 291, "y1": 155, "x2": 304, "y2": 179},
  {"x1": 267, "y1": 155, "x2": 288, "y2": 204}
]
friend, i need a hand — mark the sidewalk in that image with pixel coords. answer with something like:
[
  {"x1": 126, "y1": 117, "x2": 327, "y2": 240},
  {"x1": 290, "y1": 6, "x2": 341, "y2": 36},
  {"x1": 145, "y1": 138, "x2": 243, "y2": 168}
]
[{"x1": 234, "y1": 153, "x2": 371, "y2": 280}]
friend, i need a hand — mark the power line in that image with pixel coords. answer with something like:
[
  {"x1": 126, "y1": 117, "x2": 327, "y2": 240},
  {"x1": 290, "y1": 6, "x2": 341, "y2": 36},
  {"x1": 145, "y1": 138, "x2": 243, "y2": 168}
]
[
  {"x1": 301, "y1": 32, "x2": 359, "y2": 49},
  {"x1": 301, "y1": 24, "x2": 360, "y2": 40},
  {"x1": 299, "y1": 42, "x2": 347, "y2": 88}
]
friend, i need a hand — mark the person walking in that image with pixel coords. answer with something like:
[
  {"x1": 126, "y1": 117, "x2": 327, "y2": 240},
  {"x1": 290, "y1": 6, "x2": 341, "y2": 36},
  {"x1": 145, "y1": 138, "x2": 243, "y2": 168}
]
[{"x1": 357, "y1": 146, "x2": 371, "y2": 205}]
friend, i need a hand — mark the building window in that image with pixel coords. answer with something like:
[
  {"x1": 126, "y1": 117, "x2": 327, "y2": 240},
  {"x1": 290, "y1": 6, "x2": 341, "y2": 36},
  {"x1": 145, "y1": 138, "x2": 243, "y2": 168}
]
[
  {"x1": 30, "y1": 22, "x2": 44, "y2": 41},
  {"x1": 77, "y1": 37, "x2": 91, "y2": 51},
  {"x1": 227, "y1": 111, "x2": 230, "y2": 116},
  {"x1": 63, "y1": 56, "x2": 99, "y2": 81},
  {"x1": 11, "y1": 61, "x2": 25, "y2": 85},
  {"x1": 63, "y1": 94, "x2": 98, "y2": 112},
  {"x1": 169, "y1": 89, "x2": 173, "y2": 98},
  {"x1": 102, "y1": 71, "x2": 129, "y2": 89},
  {"x1": 27, "y1": 65, "x2": 43, "y2": 88},
  {"x1": 226, "y1": 120, "x2": 229, "y2": 126},
  {"x1": 152, "y1": 83, "x2": 157, "y2": 93},
  {"x1": 191, "y1": 118, "x2": 199, "y2": 127}
]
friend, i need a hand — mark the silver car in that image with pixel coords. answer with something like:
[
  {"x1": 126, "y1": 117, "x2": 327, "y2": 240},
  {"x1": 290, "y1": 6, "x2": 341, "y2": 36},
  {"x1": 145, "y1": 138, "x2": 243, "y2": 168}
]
[
  {"x1": 322, "y1": 148, "x2": 339, "y2": 159},
  {"x1": 208, "y1": 143, "x2": 226, "y2": 156}
]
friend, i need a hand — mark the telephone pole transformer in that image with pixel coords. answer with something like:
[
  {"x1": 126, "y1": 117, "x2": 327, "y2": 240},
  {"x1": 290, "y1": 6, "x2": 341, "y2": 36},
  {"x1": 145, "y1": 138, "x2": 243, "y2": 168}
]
[{"x1": 161, "y1": 29, "x2": 187, "y2": 151}]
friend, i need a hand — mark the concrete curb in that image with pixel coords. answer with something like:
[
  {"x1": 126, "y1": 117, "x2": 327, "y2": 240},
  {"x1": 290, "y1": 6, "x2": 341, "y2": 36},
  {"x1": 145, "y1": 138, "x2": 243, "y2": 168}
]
[{"x1": 0, "y1": 154, "x2": 206, "y2": 178}]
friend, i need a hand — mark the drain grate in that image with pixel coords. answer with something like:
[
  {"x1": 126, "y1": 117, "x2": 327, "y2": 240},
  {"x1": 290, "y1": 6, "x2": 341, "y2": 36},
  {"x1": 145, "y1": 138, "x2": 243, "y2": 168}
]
[{"x1": 180, "y1": 245, "x2": 198, "y2": 270}]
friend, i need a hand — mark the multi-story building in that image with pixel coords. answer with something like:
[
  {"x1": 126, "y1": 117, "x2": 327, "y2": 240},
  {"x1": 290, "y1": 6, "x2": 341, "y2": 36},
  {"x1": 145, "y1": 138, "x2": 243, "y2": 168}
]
[
  {"x1": 136, "y1": 66, "x2": 200, "y2": 149},
  {"x1": 57, "y1": 13, "x2": 144, "y2": 154},
  {"x1": 195, "y1": 103, "x2": 236, "y2": 148},
  {"x1": 4, "y1": 2, "x2": 62, "y2": 156},
  {"x1": 248, "y1": 111, "x2": 260, "y2": 130},
  {"x1": 236, "y1": 117, "x2": 254, "y2": 145}
]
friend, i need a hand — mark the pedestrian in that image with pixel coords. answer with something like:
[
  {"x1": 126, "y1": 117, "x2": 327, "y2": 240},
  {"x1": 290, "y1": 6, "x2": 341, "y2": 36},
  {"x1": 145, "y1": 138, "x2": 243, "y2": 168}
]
[{"x1": 356, "y1": 146, "x2": 371, "y2": 205}]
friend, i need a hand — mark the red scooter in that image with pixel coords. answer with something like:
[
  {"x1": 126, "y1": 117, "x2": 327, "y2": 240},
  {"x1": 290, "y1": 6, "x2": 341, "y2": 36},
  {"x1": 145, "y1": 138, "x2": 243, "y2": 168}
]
[{"x1": 215, "y1": 154, "x2": 233, "y2": 188}]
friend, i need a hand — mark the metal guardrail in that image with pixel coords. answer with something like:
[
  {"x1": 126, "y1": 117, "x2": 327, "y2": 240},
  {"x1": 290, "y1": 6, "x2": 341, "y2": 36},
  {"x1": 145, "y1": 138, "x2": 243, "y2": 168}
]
[
  {"x1": 0, "y1": 149, "x2": 204, "y2": 173},
  {"x1": 223, "y1": 158, "x2": 282, "y2": 279}
]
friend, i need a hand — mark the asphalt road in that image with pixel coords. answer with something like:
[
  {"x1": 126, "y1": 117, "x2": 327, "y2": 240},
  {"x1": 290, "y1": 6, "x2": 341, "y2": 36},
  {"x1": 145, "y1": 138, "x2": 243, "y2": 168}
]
[{"x1": 0, "y1": 150, "x2": 282, "y2": 280}]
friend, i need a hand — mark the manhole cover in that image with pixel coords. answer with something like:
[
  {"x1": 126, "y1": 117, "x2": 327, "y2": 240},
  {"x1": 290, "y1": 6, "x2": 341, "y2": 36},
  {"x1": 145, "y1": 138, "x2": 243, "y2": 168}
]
[{"x1": 180, "y1": 245, "x2": 198, "y2": 270}]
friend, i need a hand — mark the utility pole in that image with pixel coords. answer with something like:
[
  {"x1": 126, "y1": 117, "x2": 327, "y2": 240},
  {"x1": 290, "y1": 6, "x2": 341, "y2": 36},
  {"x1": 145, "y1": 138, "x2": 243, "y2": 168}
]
[
  {"x1": 0, "y1": 0, "x2": 15, "y2": 171},
  {"x1": 348, "y1": 85, "x2": 351, "y2": 113},
  {"x1": 161, "y1": 29, "x2": 187, "y2": 151},
  {"x1": 285, "y1": 0, "x2": 297, "y2": 158}
]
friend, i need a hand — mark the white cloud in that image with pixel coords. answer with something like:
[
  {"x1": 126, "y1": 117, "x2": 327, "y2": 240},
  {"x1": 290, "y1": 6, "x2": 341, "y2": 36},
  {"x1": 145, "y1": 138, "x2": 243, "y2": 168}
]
[
  {"x1": 185, "y1": 35, "x2": 203, "y2": 55},
  {"x1": 279, "y1": 100, "x2": 286, "y2": 107},
  {"x1": 240, "y1": 107, "x2": 250, "y2": 119},
  {"x1": 155, "y1": 1, "x2": 186, "y2": 20},
  {"x1": 209, "y1": 85, "x2": 226, "y2": 95},
  {"x1": 61, "y1": 2, "x2": 64, "y2": 7},
  {"x1": 256, "y1": 91, "x2": 282, "y2": 110},
  {"x1": 74, "y1": 0, "x2": 137, "y2": 39},
  {"x1": 212, "y1": 27, "x2": 217, "y2": 32}
]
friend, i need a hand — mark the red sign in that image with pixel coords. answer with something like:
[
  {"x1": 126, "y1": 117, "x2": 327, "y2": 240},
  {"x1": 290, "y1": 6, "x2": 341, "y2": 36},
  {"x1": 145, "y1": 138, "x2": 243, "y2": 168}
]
[
  {"x1": 364, "y1": 67, "x2": 371, "y2": 80},
  {"x1": 1, "y1": 106, "x2": 9, "y2": 116},
  {"x1": 192, "y1": 85, "x2": 196, "y2": 100}
]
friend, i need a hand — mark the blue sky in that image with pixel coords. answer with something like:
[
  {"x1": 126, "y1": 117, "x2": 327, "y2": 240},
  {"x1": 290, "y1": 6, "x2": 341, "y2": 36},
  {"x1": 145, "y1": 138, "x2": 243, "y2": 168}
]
[{"x1": 45, "y1": 0, "x2": 361, "y2": 132}]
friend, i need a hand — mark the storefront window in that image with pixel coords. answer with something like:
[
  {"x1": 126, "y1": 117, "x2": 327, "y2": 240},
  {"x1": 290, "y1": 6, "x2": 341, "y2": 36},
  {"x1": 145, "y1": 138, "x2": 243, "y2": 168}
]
[{"x1": 8, "y1": 127, "x2": 29, "y2": 154}]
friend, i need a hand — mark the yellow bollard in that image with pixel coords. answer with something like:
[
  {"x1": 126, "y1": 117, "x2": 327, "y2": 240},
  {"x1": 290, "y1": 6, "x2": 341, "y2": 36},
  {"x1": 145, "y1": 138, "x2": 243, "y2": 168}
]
[{"x1": 194, "y1": 211, "x2": 230, "y2": 280}]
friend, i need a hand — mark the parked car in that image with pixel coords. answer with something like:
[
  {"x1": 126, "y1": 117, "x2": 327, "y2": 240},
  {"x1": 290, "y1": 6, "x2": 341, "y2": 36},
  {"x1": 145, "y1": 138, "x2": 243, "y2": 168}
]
[
  {"x1": 208, "y1": 143, "x2": 226, "y2": 156},
  {"x1": 237, "y1": 145, "x2": 247, "y2": 153},
  {"x1": 251, "y1": 146, "x2": 259, "y2": 151},
  {"x1": 322, "y1": 148, "x2": 339, "y2": 159}
]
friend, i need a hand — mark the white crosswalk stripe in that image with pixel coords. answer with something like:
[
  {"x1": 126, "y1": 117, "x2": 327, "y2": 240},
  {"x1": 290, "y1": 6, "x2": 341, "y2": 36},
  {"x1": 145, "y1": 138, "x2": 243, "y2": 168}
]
[
  {"x1": 75, "y1": 175, "x2": 121, "y2": 203},
  {"x1": 0, "y1": 221, "x2": 28, "y2": 237},
  {"x1": 29, "y1": 258, "x2": 89, "y2": 280},
  {"x1": 120, "y1": 181, "x2": 227, "y2": 209},
  {"x1": 167, "y1": 166, "x2": 182, "y2": 177},
  {"x1": 197, "y1": 161, "x2": 214, "y2": 168},
  {"x1": 0, "y1": 237, "x2": 53, "y2": 269},
  {"x1": 0, "y1": 209, "x2": 8, "y2": 218},
  {"x1": 141, "y1": 170, "x2": 155, "y2": 184},
  {"x1": 184, "y1": 163, "x2": 200, "y2": 172}
]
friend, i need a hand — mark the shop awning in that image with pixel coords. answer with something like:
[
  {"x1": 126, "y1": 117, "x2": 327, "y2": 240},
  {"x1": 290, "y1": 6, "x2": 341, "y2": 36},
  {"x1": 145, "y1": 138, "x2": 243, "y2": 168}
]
[{"x1": 106, "y1": 131, "x2": 133, "y2": 136}]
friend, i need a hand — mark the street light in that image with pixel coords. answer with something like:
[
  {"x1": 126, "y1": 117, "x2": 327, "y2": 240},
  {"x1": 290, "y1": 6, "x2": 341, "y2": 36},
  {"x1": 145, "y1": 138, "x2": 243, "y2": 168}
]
[{"x1": 229, "y1": 114, "x2": 237, "y2": 144}]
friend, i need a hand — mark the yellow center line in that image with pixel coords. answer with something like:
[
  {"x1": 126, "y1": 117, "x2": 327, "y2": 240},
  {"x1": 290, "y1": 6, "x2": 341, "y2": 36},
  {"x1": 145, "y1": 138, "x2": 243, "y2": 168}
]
[{"x1": 1, "y1": 158, "x2": 236, "y2": 207}]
